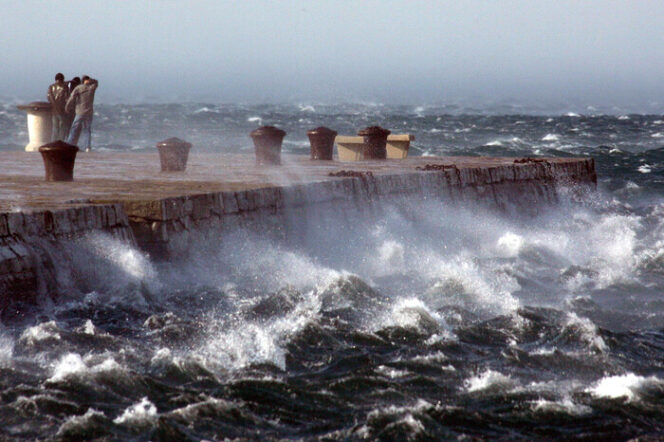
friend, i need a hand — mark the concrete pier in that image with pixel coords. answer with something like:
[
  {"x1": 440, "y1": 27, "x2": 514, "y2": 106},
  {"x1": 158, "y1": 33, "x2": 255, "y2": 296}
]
[{"x1": 0, "y1": 152, "x2": 596, "y2": 305}]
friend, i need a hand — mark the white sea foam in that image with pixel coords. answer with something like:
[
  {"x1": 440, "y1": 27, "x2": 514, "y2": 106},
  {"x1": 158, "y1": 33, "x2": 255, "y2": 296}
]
[
  {"x1": 618, "y1": 115, "x2": 630, "y2": 120},
  {"x1": 19, "y1": 321, "x2": 61, "y2": 346},
  {"x1": 365, "y1": 400, "x2": 432, "y2": 437},
  {"x1": 168, "y1": 398, "x2": 236, "y2": 421},
  {"x1": 56, "y1": 409, "x2": 107, "y2": 438},
  {"x1": 496, "y1": 232, "x2": 525, "y2": 257},
  {"x1": 465, "y1": 369, "x2": 515, "y2": 392},
  {"x1": 542, "y1": 133, "x2": 560, "y2": 142},
  {"x1": 113, "y1": 397, "x2": 158, "y2": 427},
  {"x1": 58, "y1": 233, "x2": 159, "y2": 299},
  {"x1": 49, "y1": 353, "x2": 123, "y2": 383},
  {"x1": 193, "y1": 106, "x2": 218, "y2": 114},
  {"x1": 298, "y1": 104, "x2": 315, "y2": 112},
  {"x1": 375, "y1": 365, "x2": 410, "y2": 379},
  {"x1": 566, "y1": 112, "x2": 581, "y2": 117},
  {"x1": 532, "y1": 397, "x2": 592, "y2": 415},
  {"x1": 247, "y1": 116, "x2": 262, "y2": 125},
  {"x1": 651, "y1": 132, "x2": 664, "y2": 138},
  {"x1": 202, "y1": 283, "x2": 322, "y2": 371},
  {"x1": 0, "y1": 330, "x2": 13, "y2": 366},
  {"x1": 78, "y1": 320, "x2": 97, "y2": 335},
  {"x1": 376, "y1": 240, "x2": 405, "y2": 272},
  {"x1": 381, "y1": 298, "x2": 446, "y2": 336},
  {"x1": 571, "y1": 212, "x2": 641, "y2": 288},
  {"x1": 49, "y1": 353, "x2": 87, "y2": 382},
  {"x1": 638, "y1": 164, "x2": 652, "y2": 173},
  {"x1": 587, "y1": 373, "x2": 663, "y2": 401},
  {"x1": 564, "y1": 312, "x2": 607, "y2": 352},
  {"x1": 423, "y1": 252, "x2": 520, "y2": 315}
]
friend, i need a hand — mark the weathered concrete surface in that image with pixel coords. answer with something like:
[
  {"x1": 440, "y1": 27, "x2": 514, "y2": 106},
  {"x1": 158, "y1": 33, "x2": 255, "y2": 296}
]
[{"x1": 0, "y1": 152, "x2": 596, "y2": 303}]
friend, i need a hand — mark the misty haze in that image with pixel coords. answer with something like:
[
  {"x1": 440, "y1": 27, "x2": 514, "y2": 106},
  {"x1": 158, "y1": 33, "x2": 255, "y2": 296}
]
[{"x1": 2, "y1": 1, "x2": 663, "y2": 112}]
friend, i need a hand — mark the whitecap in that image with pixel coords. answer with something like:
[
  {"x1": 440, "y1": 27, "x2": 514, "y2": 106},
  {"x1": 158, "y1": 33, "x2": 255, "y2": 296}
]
[
  {"x1": 566, "y1": 112, "x2": 581, "y2": 117},
  {"x1": 496, "y1": 232, "x2": 525, "y2": 257},
  {"x1": 77, "y1": 320, "x2": 96, "y2": 335},
  {"x1": 19, "y1": 321, "x2": 61, "y2": 346},
  {"x1": 384, "y1": 298, "x2": 443, "y2": 335},
  {"x1": 113, "y1": 397, "x2": 158, "y2": 427},
  {"x1": 193, "y1": 106, "x2": 218, "y2": 114},
  {"x1": 375, "y1": 365, "x2": 410, "y2": 379},
  {"x1": 485, "y1": 140, "x2": 503, "y2": 146},
  {"x1": 564, "y1": 312, "x2": 607, "y2": 352},
  {"x1": 168, "y1": 398, "x2": 236, "y2": 421},
  {"x1": 638, "y1": 164, "x2": 652, "y2": 174},
  {"x1": 55, "y1": 408, "x2": 108, "y2": 439},
  {"x1": 49, "y1": 353, "x2": 123, "y2": 383},
  {"x1": 298, "y1": 104, "x2": 315, "y2": 112},
  {"x1": 618, "y1": 115, "x2": 630, "y2": 120},
  {"x1": 247, "y1": 116, "x2": 263, "y2": 125},
  {"x1": 651, "y1": 132, "x2": 664, "y2": 138},
  {"x1": 465, "y1": 369, "x2": 515, "y2": 392},
  {"x1": 50, "y1": 353, "x2": 87, "y2": 382},
  {"x1": 542, "y1": 133, "x2": 560, "y2": 142},
  {"x1": 532, "y1": 397, "x2": 591, "y2": 415},
  {"x1": 365, "y1": 400, "x2": 432, "y2": 437},
  {"x1": 587, "y1": 373, "x2": 663, "y2": 401}
]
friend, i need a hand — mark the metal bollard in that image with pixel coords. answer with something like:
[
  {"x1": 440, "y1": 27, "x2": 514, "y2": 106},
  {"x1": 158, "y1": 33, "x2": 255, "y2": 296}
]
[
  {"x1": 307, "y1": 126, "x2": 337, "y2": 160},
  {"x1": 250, "y1": 126, "x2": 286, "y2": 165},
  {"x1": 38, "y1": 140, "x2": 79, "y2": 181},
  {"x1": 156, "y1": 137, "x2": 192, "y2": 172},
  {"x1": 358, "y1": 126, "x2": 390, "y2": 160}
]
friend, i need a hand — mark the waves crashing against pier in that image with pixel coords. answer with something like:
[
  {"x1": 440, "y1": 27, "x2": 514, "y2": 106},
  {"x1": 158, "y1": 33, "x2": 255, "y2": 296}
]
[{"x1": 0, "y1": 104, "x2": 663, "y2": 438}]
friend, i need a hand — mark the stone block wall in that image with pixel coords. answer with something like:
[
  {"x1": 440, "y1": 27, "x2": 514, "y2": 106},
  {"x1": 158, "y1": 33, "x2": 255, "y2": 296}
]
[
  {"x1": 0, "y1": 204, "x2": 134, "y2": 308},
  {"x1": 121, "y1": 158, "x2": 596, "y2": 258},
  {"x1": 0, "y1": 157, "x2": 597, "y2": 305}
]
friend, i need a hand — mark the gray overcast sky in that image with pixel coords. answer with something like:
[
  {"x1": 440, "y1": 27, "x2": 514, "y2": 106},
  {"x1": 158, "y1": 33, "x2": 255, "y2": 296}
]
[{"x1": 2, "y1": 0, "x2": 663, "y2": 108}]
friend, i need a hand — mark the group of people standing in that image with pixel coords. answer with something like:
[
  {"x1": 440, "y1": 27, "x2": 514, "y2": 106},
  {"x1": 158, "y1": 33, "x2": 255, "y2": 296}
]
[{"x1": 47, "y1": 73, "x2": 98, "y2": 152}]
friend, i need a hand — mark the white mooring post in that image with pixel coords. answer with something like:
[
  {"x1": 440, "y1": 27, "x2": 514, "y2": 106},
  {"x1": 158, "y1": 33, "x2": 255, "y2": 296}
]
[{"x1": 16, "y1": 101, "x2": 52, "y2": 152}]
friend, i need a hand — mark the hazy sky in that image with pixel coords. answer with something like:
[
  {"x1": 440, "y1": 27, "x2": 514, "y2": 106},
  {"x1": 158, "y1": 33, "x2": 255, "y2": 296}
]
[{"x1": 2, "y1": 0, "x2": 663, "y2": 108}]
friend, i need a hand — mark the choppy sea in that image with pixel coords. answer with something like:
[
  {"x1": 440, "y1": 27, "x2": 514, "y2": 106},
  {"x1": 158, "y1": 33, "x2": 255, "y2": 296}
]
[{"x1": 1, "y1": 102, "x2": 664, "y2": 440}]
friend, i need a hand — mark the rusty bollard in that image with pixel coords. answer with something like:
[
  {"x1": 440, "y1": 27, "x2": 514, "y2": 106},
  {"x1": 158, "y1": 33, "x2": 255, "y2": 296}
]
[
  {"x1": 250, "y1": 126, "x2": 286, "y2": 165},
  {"x1": 156, "y1": 137, "x2": 192, "y2": 172},
  {"x1": 358, "y1": 126, "x2": 390, "y2": 160},
  {"x1": 38, "y1": 140, "x2": 79, "y2": 181},
  {"x1": 307, "y1": 126, "x2": 337, "y2": 160}
]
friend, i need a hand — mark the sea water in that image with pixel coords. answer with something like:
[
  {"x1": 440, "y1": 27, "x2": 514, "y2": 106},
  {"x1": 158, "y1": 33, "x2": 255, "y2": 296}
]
[{"x1": 0, "y1": 103, "x2": 663, "y2": 439}]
